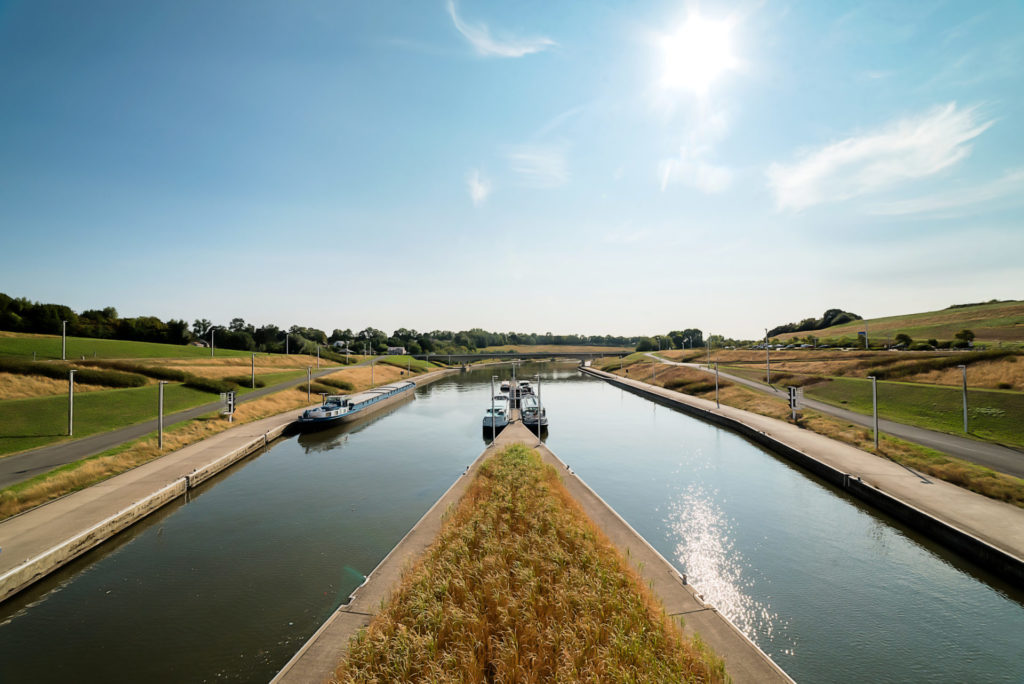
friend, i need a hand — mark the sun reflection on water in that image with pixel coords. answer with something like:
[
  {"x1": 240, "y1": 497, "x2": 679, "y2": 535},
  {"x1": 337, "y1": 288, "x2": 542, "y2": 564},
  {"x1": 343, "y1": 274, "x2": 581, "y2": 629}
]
[{"x1": 665, "y1": 482, "x2": 786, "y2": 648}]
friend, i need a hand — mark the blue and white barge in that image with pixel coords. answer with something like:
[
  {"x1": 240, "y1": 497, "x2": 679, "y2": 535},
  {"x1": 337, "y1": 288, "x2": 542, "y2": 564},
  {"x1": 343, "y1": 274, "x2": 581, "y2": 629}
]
[{"x1": 295, "y1": 380, "x2": 416, "y2": 431}]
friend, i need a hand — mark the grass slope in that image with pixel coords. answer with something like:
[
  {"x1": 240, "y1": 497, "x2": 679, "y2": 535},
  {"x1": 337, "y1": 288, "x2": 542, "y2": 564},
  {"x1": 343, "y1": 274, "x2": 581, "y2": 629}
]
[
  {"x1": 804, "y1": 377, "x2": 1024, "y2": 448},
  {"x1": 0, "y1": 332, "x2": 255, "y2": 360},
  {"x1": 777, "y1": 300, "x2": 1024, "y2": 343},
  {"x1": 338, "y1": 444, "x2": 724, "y2": 683}
]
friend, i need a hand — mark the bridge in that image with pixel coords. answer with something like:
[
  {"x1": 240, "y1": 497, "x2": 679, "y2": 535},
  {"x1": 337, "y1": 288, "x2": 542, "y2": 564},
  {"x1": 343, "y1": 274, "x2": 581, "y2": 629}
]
[{"x1": 414, "y1": 350, "x2": 632, "y2": 364}]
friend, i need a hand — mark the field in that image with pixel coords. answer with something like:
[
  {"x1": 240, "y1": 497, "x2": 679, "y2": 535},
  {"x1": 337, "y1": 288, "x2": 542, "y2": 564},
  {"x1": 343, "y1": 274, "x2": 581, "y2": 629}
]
[
  {"x1": 804, "y1": 377, "x2": 1024, "y2": 448},
  {"x1": 337, "y1": 444, "x2": 724, "y2": 682},
  {"x1": 479, "y1": 344, "x2": 634, "y2": 354},
  {"x1": 774, "y1": 300, "x2": 1024, "y2": 344},
  {"x1": 0, "y1": 331, "x2": 255, "y2": 360}
]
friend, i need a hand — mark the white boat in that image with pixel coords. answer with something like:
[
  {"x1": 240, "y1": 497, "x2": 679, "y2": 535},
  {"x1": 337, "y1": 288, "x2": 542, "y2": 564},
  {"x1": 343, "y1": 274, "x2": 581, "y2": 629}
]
[
  {"x1": 499, "y1": 381, "x2": 510, "y2": 393},
  {"x1": 520, "y1": 394, "x2": 548, "y2": 428},
  {"x1": 483, "y1": 398, "x2": 509, "y2": 431},
  {"x1": 518, "y1": 380, "x2": 533, "y2": 395}
]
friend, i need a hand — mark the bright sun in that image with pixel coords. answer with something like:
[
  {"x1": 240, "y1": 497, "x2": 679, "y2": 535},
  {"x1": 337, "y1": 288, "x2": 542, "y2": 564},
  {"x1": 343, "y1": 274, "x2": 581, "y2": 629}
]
[{"x1": 659, "y1": 13, "x2": 737, "y2": 96}]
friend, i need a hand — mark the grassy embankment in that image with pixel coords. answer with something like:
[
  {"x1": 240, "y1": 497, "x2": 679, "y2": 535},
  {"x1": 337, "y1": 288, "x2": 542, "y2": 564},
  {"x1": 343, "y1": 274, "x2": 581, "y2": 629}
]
[
  {"x1": 0, "y1": 331, "x2": 256, "y2": 360},
  {"x1": 337, "y1": 444, "x2": 724, "y2": 683},
  {"x1": 0, "y1": 361, "x2": 435, "y2": 520},
  {"x1": 773, "y1": 299, "x2": 1024, "y2": 345},
  {"x1": 598, "y1": 357, "x2": 1024, "y2": 507}
]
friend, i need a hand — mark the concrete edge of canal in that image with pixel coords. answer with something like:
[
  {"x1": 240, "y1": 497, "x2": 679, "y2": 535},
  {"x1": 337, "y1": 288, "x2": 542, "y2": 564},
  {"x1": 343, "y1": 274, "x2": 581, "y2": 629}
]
[
  {"x1": 579, "y1": 366, "x2": 1024, "y2": 587},
  {"x1": 0, "y1": 368, "x2": 459, "y2": 605},
  {"x1": 273, "y1": 420, "x2": 794, "y2": 684}
]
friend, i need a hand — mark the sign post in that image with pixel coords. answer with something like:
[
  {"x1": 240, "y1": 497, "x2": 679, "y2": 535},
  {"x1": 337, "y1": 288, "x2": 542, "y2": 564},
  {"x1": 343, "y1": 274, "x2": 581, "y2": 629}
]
[{"x1": 220, "y1": 391, "x2": 236, "y2": 423}]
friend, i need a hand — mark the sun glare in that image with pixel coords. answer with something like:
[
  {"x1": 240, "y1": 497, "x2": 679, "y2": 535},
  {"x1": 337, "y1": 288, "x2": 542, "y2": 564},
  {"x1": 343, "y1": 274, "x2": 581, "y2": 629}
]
[{"x1": 659, "y1": 13, "x2": 737, "y2": 96}]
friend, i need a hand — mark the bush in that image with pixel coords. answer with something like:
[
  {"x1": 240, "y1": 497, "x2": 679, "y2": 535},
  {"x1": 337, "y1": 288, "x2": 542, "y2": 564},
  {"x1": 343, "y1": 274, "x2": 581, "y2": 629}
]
[
  {"x1": 998, "y1": 382, "x2": 1013, "y2": 390},
  {"x1": 0, "y1": 356, "x2": 147, "y2": 387},
  {"x1": 319, "y1": 377, "x2": 354, "y2": 391},
  {"x1": 183, "y1": 375, "x2": 238, "y2": 394},
  {"x1": 222, "y1": 375, "x2": 266, "y2": 388},
  {"x1": 78, "y1": 360, "x2": 188, "y2": 382},
  {"x1": 908, "y1": 343, "x2": 934, "y2": 351},
  {"x1": 302, "y1": 381, "x2": 337, "y2": 396}
]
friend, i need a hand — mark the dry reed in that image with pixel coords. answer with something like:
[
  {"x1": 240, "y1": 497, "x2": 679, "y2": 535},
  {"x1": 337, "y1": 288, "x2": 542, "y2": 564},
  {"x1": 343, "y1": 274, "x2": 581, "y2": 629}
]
[{"x1": 336, "y1": 444, "x2": 725, "y2": 683}]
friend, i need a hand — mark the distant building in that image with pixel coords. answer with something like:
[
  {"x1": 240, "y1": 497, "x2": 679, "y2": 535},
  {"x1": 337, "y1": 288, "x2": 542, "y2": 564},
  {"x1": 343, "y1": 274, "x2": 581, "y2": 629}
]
[
  {"x1": 387, "y1": 346, "x2": 406, "y2": 355},
  {"x1": 331, "y1": 341, "x2": 353, "y2": 353},
  {"x1": 189, "y1": 340, "x2": 209, "y2": 347}
]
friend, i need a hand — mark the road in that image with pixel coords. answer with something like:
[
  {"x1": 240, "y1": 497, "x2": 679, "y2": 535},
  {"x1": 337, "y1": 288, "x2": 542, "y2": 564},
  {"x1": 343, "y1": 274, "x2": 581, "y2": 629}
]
[
  {"x1": 0, "y1": 364, "x2": 354, "y2": 489},
  {"x1": 645, "y1": 353, "x2": 1024, "y2": 478}
]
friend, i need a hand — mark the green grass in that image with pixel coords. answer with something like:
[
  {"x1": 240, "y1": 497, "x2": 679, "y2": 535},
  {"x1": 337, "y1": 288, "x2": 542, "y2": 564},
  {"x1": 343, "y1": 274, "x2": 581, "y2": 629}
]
[
  {"x1": 338, "y1": 444, "x2": 724, "y2": 682},
  {"x1": 377, "y1": 355, "x2": 436, "y2": 373},
  {"x1": 0, "y1": 369, "x2": 306, "y2": 457},
  {"x1": 0, "y1": 384, "x2": 216, "y2": 456},
  {"x1": 0, "y1": 333, "x2": 255, "y2": 360},
  {"x1": 804, "y1": 377, "x2": 1024, "y2": 448}
]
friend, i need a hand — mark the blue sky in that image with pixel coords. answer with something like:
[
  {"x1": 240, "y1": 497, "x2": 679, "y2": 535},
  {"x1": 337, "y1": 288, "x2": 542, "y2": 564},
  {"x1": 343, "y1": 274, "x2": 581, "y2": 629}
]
[{"x1": 1, "y1": 0, "x2": 1021, "y2": 339}]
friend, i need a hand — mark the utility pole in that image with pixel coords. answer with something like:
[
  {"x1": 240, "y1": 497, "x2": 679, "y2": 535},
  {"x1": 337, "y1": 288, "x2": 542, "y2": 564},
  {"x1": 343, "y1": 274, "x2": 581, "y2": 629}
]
[
  {"x1": 869, "y1": 375, "x2": 879, "y2": 449},
  {"x1": 158, "y1": 381, "x2": 167, "y2": 449},
  {"x1": 958, "y1": 365, "x2": 968, "y2": 432},
  {"x1": 68, "y1": 369, "x2": 76, "y2": 435}
]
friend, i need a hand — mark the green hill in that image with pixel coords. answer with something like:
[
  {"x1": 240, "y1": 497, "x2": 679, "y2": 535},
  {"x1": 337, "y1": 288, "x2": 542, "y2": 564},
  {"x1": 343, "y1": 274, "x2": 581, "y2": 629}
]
[{"x1": 777, "y1": 300, "x2": 1024, "y2": 344}]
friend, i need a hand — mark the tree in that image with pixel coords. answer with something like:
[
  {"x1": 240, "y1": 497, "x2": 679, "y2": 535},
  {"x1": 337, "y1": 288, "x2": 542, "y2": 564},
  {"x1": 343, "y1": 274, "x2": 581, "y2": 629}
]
[
  {"x1": 894, "y1": 333, "x2": 913, "y2": 347},
  {"x1": 955, "y1": 329, "x2": 975, "y2": 342},
  {"x1": 635, "y1": 337, "x2": 655, "y2": 352},
  {"x1": 192, "y1": 319, "x2": 212, "y2": 337},
  {"x1": 229, "y1": 317, "x2": 248, "y2": 332}
]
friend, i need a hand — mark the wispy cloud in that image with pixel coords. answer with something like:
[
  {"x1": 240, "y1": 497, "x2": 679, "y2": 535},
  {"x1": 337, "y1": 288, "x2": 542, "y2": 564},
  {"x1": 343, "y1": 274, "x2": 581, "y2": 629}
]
[
  {"x1": 869, "y1": 168, "x2": 1024, "y2": 217},
  {"x1": 446, "y1": 1, "x2": 555, "y2": 58},
  {"x1": 658, "y1": 107, "x2": 733, "y2": 194},
  {"x1": 766, "y1": 102, "x2": 994, "y2": 211},
  {"x1": 508, "y1": 146, "x2": 568, "y2": 187},
  {"x1": 467, "y1": 169, "x2": 491, "y2": 206}
]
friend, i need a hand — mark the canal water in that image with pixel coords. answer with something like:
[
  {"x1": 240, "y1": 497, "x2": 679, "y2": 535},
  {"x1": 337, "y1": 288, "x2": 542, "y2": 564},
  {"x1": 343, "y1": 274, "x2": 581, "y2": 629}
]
[{"x1": 0, "y1": 364, "x2": 1022, "y2": 682}]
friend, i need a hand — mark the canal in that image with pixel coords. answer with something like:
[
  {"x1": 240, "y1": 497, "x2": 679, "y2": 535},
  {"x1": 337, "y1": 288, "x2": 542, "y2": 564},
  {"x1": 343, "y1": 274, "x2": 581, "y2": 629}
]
[{"x1": 0, "y1": 363, "x2": 1021, "y2": 682}]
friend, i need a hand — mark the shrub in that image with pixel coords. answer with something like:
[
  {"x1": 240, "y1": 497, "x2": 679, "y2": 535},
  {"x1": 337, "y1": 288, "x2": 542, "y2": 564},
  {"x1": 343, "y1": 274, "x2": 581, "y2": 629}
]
[
  {"x1": 78, "y1": 359, "x2": 188, "y2": 382},
  {"x1": 183, "y1": 375, "x2": 238, "y2": 394},
  {"x1": 998, "y1": 382, "x2": 1013, "y2": 390},
  {"x1": 318, "y1": 377, "x2": 354, "y2": 391},
  {"x1": 222, "y1": 375, "x2": 266, "y2": 388},
  {"x1": 0, "y1": 357, "x2": 147, "y2": 387},
  {"x1": 302, "y1": 381, "x2": 337, "y2": 396}
]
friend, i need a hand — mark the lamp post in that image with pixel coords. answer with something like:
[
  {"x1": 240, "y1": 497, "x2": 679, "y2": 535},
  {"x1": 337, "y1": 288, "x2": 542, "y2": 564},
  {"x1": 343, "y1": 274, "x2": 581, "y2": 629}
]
[
  {"x1": 68, "y1": 369, "x2": 76, "y2": 435},
  {"x1": 869, "y1": 375, "x2": 879, "y2": 449},
  {"x1": 715, "y1": 362, "x2": 720, "y2": 408},
  {"x1": 490, "y1": 375, "x2": 497, "y2": 443},
  {"x1": 371, "y1": 357, "x2": 374, "y2": 387},
  {"x1": 62, "y1": 320, "x2": 67, "y2": 361},
  {"x1": 958, "y1": 365, "x2": 968, "y2": 433},
  {"x1": 765, "y1": 328, "x2": 771, "y2": 385},
  {"x1": 158, "y1": 381, "x2": 167, "y2": 449}
]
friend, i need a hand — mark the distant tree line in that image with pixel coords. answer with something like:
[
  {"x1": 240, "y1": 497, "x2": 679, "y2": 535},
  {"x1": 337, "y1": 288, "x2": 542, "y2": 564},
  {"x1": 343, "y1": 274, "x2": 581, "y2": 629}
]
[
  {"x1": 0, "y1": 293, "x2": 640, "y2": 355},
  {"x1": 766, "y1": 308, "x2": 862, "y2": 338}
]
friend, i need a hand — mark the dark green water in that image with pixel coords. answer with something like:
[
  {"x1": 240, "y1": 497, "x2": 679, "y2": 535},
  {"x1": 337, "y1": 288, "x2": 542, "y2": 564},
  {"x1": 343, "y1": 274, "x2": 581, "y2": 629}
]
[{"x1": 0, "y1": 363, "x2": 1021, "y2": 682}]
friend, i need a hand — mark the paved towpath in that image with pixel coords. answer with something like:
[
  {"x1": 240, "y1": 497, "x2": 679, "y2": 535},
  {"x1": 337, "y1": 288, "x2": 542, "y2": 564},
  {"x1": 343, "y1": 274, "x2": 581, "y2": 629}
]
[
  {"x1": 0, "y1": 363, "x2": 365, "y2": 489},
  {"x1": 645, "y1": 353, "x2": 1024, "y2": 478}
]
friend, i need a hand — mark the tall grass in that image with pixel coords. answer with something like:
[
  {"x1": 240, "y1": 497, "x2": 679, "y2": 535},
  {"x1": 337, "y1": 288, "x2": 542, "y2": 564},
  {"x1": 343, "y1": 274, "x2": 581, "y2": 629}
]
[
  {"x1": 0, "y1": 357, "x2": 147, "y2": 387},
  {"x1": 318, "y1": 377, "x2": 355, "y2": 391},
  {"x1": 861, "y1": 349, "x2": 1019, "y2": 380},
  {"x1": 337, "y1": 444, "x2": 725, "y2": 683}
]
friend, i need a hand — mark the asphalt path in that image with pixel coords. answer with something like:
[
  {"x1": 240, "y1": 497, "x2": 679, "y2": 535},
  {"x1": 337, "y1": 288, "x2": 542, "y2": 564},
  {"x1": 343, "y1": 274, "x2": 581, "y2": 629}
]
[
  {"x1": 645, "y1": 353, "x2": 1024, "y2": 478},
  {"x1": 0, "y1": 364, "x2": 353, "y2": 489}
]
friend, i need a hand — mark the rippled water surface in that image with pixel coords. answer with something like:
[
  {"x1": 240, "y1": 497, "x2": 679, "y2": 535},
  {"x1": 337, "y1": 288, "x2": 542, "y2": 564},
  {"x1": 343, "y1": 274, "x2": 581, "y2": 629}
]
[{"x1": 0, "y1": 363, "x2": 1022, "y2": 683}]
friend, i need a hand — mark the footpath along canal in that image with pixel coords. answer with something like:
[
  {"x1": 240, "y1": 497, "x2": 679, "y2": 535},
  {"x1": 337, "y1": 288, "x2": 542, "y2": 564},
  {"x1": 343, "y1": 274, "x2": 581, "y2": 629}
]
[{"x1": 0, "y1": 363, "x2": 1022, "y2": 682}]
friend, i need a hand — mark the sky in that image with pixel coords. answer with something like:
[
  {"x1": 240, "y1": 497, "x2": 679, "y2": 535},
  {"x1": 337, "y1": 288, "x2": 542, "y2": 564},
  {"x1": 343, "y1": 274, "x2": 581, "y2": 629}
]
[{"x1": 1, "y1": 0, "x2": 1022, "y2": 340}]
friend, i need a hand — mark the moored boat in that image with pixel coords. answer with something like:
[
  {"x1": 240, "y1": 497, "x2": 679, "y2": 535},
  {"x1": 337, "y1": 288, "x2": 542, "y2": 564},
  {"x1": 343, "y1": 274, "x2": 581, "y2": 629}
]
[
  {"x1": 520, "y1": 394, "x2": 548, "y2": 429},
  {"x1": 295, "y1": 380, "x2": 416, "y2": 431}
]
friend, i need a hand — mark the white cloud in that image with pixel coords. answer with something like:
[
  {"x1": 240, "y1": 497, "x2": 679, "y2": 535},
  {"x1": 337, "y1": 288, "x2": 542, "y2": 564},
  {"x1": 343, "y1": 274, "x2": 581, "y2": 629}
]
[
  {"x1": 869, "y1": 168, "x2": 1024, "y2": 217},
  {"x1": 766, "y1": 102, "x2": 994, "y2": 211},
  {"x1": 446, "y1": 1, "x2": 555, "y2": 58},
  {"x1": 467, "y1": 169, "x2": 491, "y2": 206},
  {"x1": 658, "y1": 107, "x2": 733, "y2": 194},
  {"x1": 508, "y1": 147, "x2": 568, "y2": 187}
]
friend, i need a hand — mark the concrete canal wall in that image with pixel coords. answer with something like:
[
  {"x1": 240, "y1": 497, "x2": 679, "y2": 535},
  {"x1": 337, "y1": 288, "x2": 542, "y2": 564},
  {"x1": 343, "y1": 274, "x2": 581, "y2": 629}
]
[
  {"x1": 274, "y1": 420, "x2": 793, "y2": 684},
  {"x1": 580, "y1": 366, "x2": 1024, "y2": 586},
  {"x1": 0, "y1": 368, "x2": 458, "y2": 604}
]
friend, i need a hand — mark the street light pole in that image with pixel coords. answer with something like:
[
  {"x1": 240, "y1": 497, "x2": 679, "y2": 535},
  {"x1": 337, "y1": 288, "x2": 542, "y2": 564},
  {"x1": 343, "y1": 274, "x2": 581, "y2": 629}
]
[
  {"x1": 765, "y1": 328, "x2": 771, "y2": 385},
  {"x1": 158, "y1": 381, "x2": 167, "y2": 449},
  {"x1": 68, "y1": 369, "x2": 76, "y2": 435},
  {"x1": 869, "y1": 375, "x2": 879, "y2": 449},
  {"x1": 62, "y1": 320, "x2": 67, "y2": 361},
  {"x1": 958, "y1": 364, "x2": 968, "y2": 433}
]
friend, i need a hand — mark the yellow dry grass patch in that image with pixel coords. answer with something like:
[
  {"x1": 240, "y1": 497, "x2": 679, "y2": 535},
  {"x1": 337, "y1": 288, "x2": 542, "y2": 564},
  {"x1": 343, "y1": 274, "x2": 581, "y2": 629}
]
[
  {"x1": 902, "y1": 357, "x2": 1023, "y2": 390},
  {"x1": 0, "y1": 387, "x2": 318, "y2": 521},
  {"x1": 0, "y1": 372, "x2": 119, "y2": 399},
  {"x1": 320, "y1": 364, "x2": 410, "y2": 392}
]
